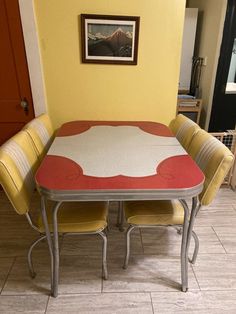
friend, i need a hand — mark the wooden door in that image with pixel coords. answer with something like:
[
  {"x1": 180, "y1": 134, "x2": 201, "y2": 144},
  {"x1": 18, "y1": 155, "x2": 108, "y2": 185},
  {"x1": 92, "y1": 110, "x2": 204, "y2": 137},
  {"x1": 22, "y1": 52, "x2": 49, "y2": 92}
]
[{"x1": 0, "y1": 0, "x2": 34, "y2": 145}]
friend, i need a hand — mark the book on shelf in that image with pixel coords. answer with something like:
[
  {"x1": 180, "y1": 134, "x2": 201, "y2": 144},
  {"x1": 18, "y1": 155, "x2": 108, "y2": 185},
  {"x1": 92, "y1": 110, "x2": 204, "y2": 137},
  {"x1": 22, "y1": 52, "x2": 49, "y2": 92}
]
[{"x1": 178, "y1": 101, "x2": 199, "y2": 107}]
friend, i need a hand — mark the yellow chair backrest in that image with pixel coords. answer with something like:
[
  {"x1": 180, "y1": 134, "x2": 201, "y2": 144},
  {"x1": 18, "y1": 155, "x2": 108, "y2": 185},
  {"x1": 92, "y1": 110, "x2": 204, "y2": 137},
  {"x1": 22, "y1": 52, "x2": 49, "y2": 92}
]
[
  {"x1": 169, "y1": 114, "x2": 200, "y2": 150},
  {"x1": 0, "y1": 131, "x2": 38, "y2": 215},
  {"x1": 188, "y1": 129, "x2": 234, "y2": 206},
  {"x1": 23, "y1": 113, "x2": 54, "y2": 160}
]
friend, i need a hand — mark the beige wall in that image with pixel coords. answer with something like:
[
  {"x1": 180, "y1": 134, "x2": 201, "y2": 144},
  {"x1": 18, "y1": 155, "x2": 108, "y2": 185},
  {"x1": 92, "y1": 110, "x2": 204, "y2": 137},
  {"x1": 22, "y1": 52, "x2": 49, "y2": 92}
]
[
  {"x1": 188, "y1": 0, "x2": 227, "y2": 129},
  {"x1": 34, "y1": 0, "x2": 185, "y2": 128}
]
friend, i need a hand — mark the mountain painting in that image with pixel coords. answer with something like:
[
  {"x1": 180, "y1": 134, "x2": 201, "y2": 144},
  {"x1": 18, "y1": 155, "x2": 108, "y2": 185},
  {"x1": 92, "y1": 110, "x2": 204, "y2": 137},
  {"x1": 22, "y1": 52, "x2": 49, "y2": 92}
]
[
  {"x1": 81, "y1": 15, "x2": 140, "y2": 64},
  {"x1": 87, "y1": 24, "x2": 133, "y2": 57}
]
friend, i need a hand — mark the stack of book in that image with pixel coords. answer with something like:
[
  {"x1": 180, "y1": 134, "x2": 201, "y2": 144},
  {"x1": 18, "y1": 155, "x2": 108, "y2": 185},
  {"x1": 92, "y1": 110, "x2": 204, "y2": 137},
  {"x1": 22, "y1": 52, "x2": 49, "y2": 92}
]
[
  {"x1": 178, "y1": 100, "x2": 198, "y2": 107},
  {"x1": 177, "y1": 95, "x2": 199, "y2": 107}
]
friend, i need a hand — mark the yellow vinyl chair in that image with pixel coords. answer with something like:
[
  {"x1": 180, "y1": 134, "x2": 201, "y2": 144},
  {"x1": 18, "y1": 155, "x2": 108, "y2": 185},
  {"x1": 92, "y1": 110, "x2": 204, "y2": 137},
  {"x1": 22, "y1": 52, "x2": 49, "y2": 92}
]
[
  {"x1": 23, "y1": 113, "x2": 55, "y2": 161},
  {"x1": 0, "y1": 131, "x2": 109, "y2": 281},
  {"x1": 123, "y1": 129, "x2": 234, "y2": 288},
  {"x1": 116, "y1": 114, "x2": 200, "y2": 230},
  {"x1": 169, "y1": 114, "x2": 200, "y2": 151}
]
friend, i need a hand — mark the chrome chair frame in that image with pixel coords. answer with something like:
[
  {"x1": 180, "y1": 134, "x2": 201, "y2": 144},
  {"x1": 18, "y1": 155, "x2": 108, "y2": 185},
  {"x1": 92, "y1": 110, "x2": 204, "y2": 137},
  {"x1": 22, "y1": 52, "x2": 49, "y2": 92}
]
[
  {"x1": 118, "y1": 199, "x2": 200, "y2": 267},
  {"x1": 121, "y1": 198, "x2": 201, "y2": 292},
  {"x1": 25, "y1": 207, "x2": 108, "y2": 282}
]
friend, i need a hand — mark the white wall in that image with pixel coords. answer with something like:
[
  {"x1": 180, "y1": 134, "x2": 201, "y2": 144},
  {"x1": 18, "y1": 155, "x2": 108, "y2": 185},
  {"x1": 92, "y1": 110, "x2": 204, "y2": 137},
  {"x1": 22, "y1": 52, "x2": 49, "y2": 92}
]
[
  {"x1": 18, "y1": 0, "x2": 47, "y2": 116},
  {"x1": 179, "y1": 8, "x2": 198, "y2": 90}
]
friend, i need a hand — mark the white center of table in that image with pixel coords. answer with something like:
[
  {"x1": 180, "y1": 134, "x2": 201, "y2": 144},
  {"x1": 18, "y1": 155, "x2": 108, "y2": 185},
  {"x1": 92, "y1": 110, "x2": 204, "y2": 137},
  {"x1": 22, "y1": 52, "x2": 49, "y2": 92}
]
[{"x1": 48, "y1": 126, "x2": 186, "y2": 177}]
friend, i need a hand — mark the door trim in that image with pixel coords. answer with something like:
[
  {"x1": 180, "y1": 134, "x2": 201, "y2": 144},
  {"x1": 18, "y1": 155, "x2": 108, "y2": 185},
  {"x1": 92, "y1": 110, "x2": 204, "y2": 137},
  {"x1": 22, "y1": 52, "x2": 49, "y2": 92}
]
[{"x1": 18, "y1": 0, "x2": 46, "y2": 116}]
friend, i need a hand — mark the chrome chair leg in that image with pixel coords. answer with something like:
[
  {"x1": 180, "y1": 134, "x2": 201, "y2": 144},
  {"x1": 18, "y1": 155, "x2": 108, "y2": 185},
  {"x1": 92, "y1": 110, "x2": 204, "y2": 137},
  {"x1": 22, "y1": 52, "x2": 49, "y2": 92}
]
[
  {"x1": 175, "y1": 227, "x2": 182, "y2": 235},
  {"x1": 123, "y1": 225, "x2": 135, "y2": 269},
  {"x1": 27, "y1": 235, "x2": 47, "y2": 278},
  {"x1": 174, "y1": 226, "x2": 199, "y2": 264},
  {"x1": 116, "y1": 201, "x2": 124, "y2": 231},
  {"x1": 98, "y1": 231, "x2": 108, "y2": 280},
  {"x1": 190, "y1": 230, "x2": 199, "y2": 264},
  {"x1": 106, "y1": 213, "x2": 111, "y2": 232},
  {"x1": 179, "y1": 199, "x2": 190, "y2": 292},
  {"x1": 116, "y1": 201, "x2": 121, "y2": 226}
]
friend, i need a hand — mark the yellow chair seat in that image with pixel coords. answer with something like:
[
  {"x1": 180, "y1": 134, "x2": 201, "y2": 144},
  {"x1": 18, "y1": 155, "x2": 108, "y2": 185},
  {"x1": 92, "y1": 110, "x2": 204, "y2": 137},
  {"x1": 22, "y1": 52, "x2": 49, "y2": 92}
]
[
  {"x1": 38, "y1": 201, "x2": 108, "y2": 233},
  {"x1": 124, "y1": 200, "x2": 184, "y2": 226}
]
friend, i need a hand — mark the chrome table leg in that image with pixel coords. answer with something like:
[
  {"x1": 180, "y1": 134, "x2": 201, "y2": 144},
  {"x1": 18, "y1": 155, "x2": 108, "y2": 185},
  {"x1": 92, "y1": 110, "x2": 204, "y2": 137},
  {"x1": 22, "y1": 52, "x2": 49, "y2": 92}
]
[
  {"x1": 40, "y1": 196, "x2": 54, "y2": 295},
  {"x1": 179, "y1": 199, "x2": 190, "y2": 292},
  {"x1": 52, "y1": 201, "x2": 62, "y2": 297}
]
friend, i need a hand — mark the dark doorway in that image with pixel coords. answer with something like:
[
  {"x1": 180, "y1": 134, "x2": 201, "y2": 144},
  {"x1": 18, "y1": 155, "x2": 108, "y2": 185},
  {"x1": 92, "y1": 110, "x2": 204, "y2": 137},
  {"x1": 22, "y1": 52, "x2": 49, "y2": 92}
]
[{"x1": 209, "y1": 0, "x2": 236, "y2": 131}]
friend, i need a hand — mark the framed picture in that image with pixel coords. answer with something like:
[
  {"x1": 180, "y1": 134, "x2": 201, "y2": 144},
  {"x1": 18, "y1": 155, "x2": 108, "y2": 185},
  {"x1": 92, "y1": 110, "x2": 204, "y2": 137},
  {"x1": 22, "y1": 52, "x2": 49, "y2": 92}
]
[{"x1": 81, "y1": 14, "x2": 140, "y2": 65}]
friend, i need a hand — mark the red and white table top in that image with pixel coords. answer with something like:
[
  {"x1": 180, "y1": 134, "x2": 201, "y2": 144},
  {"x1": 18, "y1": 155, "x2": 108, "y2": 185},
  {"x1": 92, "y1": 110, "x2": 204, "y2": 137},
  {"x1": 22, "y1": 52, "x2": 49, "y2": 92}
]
[{"x1": 35, "y1": 121, "x2": 204, "y2": 200}]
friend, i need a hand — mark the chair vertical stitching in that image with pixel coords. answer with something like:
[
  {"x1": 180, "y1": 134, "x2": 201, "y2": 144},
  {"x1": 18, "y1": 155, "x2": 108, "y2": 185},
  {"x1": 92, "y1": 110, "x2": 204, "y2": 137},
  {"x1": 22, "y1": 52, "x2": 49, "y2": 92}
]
[
  {"x1": 2, "y1": 141, "x2": 35, "y2": 193},
  {"x1": 29, "y1": 119, "x2": 50, "y2": 146}
]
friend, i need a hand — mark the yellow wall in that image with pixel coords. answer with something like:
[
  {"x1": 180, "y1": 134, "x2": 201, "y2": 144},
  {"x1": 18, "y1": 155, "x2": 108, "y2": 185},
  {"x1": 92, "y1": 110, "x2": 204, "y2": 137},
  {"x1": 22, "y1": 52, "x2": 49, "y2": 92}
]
[{"x1": 34, "y1": 0, "x2": 185, "y2": 128}]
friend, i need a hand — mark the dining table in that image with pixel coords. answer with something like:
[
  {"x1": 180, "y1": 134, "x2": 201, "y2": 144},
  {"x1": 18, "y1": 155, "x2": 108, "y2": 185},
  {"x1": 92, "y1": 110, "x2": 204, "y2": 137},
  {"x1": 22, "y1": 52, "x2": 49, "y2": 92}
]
[{"x1": 35, "y1": 120, "x2": 205, "y2": 297}]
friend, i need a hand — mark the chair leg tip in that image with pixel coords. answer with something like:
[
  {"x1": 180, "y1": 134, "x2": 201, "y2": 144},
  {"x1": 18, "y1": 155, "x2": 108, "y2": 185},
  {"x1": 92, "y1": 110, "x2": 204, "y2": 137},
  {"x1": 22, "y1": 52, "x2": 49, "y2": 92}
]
[
  {"x1": 102, "y1": 268, "x2": 108, "y2": 280},
  {"x1": 103, "y1": 273, "x2": 108, "y2": 280},
  {"x1": 29, "y1": 272, "x2": 36, "y2": 279}
]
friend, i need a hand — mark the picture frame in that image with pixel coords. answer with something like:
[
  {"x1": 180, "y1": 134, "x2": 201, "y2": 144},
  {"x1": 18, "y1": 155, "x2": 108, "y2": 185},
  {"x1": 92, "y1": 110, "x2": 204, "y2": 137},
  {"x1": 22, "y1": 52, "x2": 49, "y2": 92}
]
[{"x1": 81, "y1": 14, "x2": 140, "y2": 65}]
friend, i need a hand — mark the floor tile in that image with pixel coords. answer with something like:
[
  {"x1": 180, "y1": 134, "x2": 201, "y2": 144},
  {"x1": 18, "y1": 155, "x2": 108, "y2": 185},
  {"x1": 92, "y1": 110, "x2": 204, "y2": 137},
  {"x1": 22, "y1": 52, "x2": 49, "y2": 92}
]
[
  {"x1": 141, "y1": 226, "x2": 225, "y2": 257},
  {"x1": 1, "y1": 187, "x2": 236, "y2": 313},
  {"x1": 0, "y1": 258, "x2": 14, "y2": 292},
  {"x1": 60, "y1": 234, "x2": 103, "y2": 257},
  {"x1": 194, "y1": 205, "x2": 236, "y2": 227},
  {"x1": 191, "y1": 226, "x2": 226, "y2": 255},
  {"x1": 47, "y1": 292, "x2": 153, "y2": 314},
  {"x1": 202, "y1": 290, "x2": 236, "y2": 314},
  {"x1": 61, "y1": 223, "x2": 143, "y2": 258},
  {"x1": 213, "y1": 225, "x2": 236, "y2": 253},
  {"x1": 58, "y1": 255, "x2": 103, "y2": 294},
  {"x1": 151, "y1": 291, "x2": 207, "y2": 313},
  {"x1": 0, "y1": 295, "x2": 48, "y2": 314},
  {"x1": 0, "y1": 191, "x2": 49, "y2": 258},
  {"x1": 103, "y1": 255, "x2": 199, "y2": 293},
  {"x1": 1, "y1": 256, "x2": 51, "y2": 295},
  {"x1": 151, "y1": 290, "x2": 236, "y2": 314},
  {"x1": 107, "y1": 228, "x2": 143, "y2": 257},
  {"x1": 0, "y1": 230, "x2": 40, "y2": 258},
  {"x1": 210, "y1": 187, "x2": 236, "y2": 204},
  {"x1": 193, "y1": 254, "x2": 236, "y2": 290}
]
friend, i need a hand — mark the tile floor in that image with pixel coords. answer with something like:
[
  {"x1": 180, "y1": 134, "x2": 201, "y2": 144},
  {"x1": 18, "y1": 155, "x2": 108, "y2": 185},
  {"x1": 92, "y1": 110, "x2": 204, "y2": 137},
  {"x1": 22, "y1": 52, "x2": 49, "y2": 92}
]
[{"x1": 0, "y1": 187, "x2": 236, "y2": 313}]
